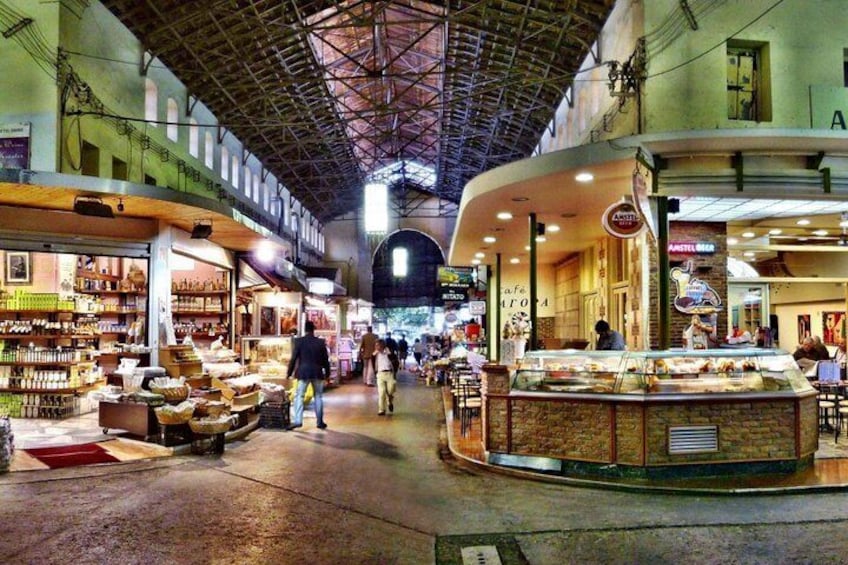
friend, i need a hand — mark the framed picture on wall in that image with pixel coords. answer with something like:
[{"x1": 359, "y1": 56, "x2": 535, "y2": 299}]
[
  {"x1": 823, "y1": 312, "x2": 845, "y2": 345},
  {"x1": 4, "y1": 251, "x2": 31, "y2": 284},
  {"x1": 259, "y1": 306, "x2": 276, "y2": 336},
  {"x1": 797, "y1": 314, "x2": 811, "y2": 344}
]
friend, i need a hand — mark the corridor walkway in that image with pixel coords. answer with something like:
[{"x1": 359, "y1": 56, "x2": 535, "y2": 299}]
[{"x1": 2, "y1": 372, "x2": 848, "y2": 564}]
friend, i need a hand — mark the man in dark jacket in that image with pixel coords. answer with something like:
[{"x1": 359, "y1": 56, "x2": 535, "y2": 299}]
[{"x1": 286, "y1": 321, "x2": 331, "y2": 430}]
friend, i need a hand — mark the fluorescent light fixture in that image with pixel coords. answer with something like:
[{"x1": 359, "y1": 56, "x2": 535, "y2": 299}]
[
  {"x1": 547, "y1": 224, "x2": 561, "y2": 233},
  {"x1": 741, "y1": 231, "x2": 755, "y2": 238},
  {"x1": 575, "y1": 172, "x2": 594, "y2": 182},
  {"x1": 73, "y1": 195, "x2": 114, "y2": 218},
  {"x1": 364, "y1": 182, "x2": 388, "y2": 233},
  {"x1": 392, "y1": 247, "x2": 408, "y2": 277},
  {"x1": 796, "y1": 219, "x2": 810, "y2": 226},
  {"x1": 509, "y1": 257, "x2": 520, "y2": 264},
  {"x1": 496, "y1": 211, "x2": 513, "y2": 220},
  {"x1": 483, "y1": 236, "x2": 496, "y2": 243},
  {"x1": 190, "y1": 219, "x2": 213, "y2": 239},
  {"x1": 256, "y1": 239, "x2": 275, "y2": 263}
]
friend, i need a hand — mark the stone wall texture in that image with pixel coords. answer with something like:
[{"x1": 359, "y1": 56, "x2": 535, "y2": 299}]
[
  {"x1": 509, "y1": 399, "x2": 611, "y2": 462},
  {"x1": 614, "y1": 403, "x2": 644, "y2": 465},
  {"x1": 799, "y1": 396, "x2": 818, "y2": 456}
]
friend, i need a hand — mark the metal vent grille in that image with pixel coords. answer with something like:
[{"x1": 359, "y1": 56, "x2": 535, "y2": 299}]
[{"x1": 668, "y1": 425, "x2": 719, "y2": 454}]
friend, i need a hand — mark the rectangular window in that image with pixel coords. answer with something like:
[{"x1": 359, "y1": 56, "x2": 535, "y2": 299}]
[
  {"x1": 111, "y1": 156, "x2": 128, "y2": 181},
  {"x1": 204, "y1": 132, "x2": 214, "y2": 169},
  {"x1": 220, "y1": 147, "x2": 229, "y2": 181},
  {"x1": 727, "y1": 42, "x2": 771, "y2": 122},
  {"x1": 81, "y1": 141, "x2": 100, "y2": 177}
]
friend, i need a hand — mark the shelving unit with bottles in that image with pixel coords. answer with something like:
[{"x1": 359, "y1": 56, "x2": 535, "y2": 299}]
[{"x1": 170, "y1": 270, "x2": 230, "y2": 346}]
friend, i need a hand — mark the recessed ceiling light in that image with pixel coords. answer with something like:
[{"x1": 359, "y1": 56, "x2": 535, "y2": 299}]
[
  {"x1": 547, "y1": 224, "x2": 561, "y2": 233},
  {"x1": 483, "y1": 236, "x2": 496, "y2": 243},
  {"x1": 813, "y1": 229, "x2": 829, "y2": 236},
  {"x1": 496, "y1": 211, "x2": 513, "y2": 220},
  {"x1": 511, "y1": 196, "x2": 529, "y2": 202},
  {"x1": 474, "y1": 252, "x2": 485, "y2": 258},
  {"x1": 743, "y1": 251, "x2": 755, "y2": 257},
  {"x1": 471, "y1": 259, "x2": 481, "y2": 265},
  {"x1": 742, "y1": 231, "x2": 756, "y2": 238},
  {"x1": 768, "y1": 229, "x2": 782, "y2": 235},
  {"x1": 575, "y1": 172, "x2": 594, "y2": 183},
  {"x1": 509, "y1": 257, "x2": 520, "y2": 264},
  {"x1": 796, "y1": 219, "x2": 811, "y2": 226},
  {"x1": 727, "y1": 237, "x2": 739, "y2": 245},
  {"x1": 535, "y1": 236, "x2": 547, "y2": 243},
  {"x1": 524, "y1": 245, "x2": 531, "y2": 251}
]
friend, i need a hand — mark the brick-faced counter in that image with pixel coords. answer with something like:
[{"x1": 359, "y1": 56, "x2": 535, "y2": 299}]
[{"x1": 481, "y1": 365, "x2": 818, "y2": 479}]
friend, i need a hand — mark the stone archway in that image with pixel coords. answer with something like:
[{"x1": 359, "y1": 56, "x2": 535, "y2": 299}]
[{"x1": 372, "y1": 229, "x2": 444, "y2": 308}]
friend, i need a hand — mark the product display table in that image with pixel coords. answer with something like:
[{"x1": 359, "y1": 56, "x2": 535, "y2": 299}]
[{"x1": 98, "y1": 400, "x2": 158, "y2": 440}]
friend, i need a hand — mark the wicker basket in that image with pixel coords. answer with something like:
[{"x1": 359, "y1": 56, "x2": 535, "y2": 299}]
[
  {"x1": 149, "y1": 384, "x2": 190, "y2": 402},
  {"x1": 189, "y1": 417, "x2": 233, "y2": 435},
  {"x1": 154, "y1": 402, "x2": 195, "y2": 425}
]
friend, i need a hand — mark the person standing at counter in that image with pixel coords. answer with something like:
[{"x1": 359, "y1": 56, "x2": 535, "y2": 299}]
[
  {"x1": 793, "y1": 336, "x2": 828, "y2": 370},
  {"x1": 594, "y1": 320, "x2": 625, "y2": 350}
]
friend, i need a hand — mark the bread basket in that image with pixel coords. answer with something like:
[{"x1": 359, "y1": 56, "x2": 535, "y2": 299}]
[
  {"x1": 189, "y1": 416, "x2": 234, "y2": 435},
  {"x1": 149, "y1": 383, "x2": 190, "y2": 402},
  {"x1": 154, "y1": 401, "x2": 196, "y2": 425}
]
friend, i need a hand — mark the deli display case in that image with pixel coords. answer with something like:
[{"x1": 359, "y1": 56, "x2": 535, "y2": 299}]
[
  {"x1": 483, "y1": 348, "x2": 819, "y2": 479},
  {"x1": 511, "y1": 349, "x2": 814, "y2": 396},
  {"x1": 241, "y1": 336, "x2": 292, "y2": 382}
]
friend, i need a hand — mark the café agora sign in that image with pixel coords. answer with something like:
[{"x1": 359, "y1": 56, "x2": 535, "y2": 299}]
[{"x1": 602, "y1": 199, "x2": 644, "y2": 238}]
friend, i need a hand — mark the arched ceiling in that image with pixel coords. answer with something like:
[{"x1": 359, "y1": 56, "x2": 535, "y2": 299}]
[{"x1": 102, "y1": 0, "x2": 615, "y2": 223}]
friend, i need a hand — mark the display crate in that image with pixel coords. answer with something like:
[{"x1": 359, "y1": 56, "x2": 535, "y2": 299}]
[{"x1": 259, "y1": 401, "x2": 290, "y2": 428}]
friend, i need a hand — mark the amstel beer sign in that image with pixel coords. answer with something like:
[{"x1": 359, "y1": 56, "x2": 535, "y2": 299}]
[{"x1": 602, "y1": 199, "x2": 644, "y2": 238}]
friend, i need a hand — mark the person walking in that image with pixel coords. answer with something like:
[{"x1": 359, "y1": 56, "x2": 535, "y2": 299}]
[
  {"x1": 359, "y1": 325, "x2": 378, "y2": 386},
  {"x1": 373, "y1": 339, "x2": 396, "y2": 415},
  {"x1": 286, "y1": 321, "x2": 331, "y2": 430},
  {"x1": 412, "y1": 338, "x2": 425, "y2": 367},
  {"x1": 397, "y1": 334, "x2": 409, "y2": 369}
]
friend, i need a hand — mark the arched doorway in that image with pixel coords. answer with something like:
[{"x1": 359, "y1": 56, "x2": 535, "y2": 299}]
[{"x1": 372, "y1": 230, "x2": 444, "y2": 308}]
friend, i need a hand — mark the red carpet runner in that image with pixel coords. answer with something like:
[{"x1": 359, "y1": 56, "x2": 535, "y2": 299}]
[{"x1": 24, "y1": 442, "x2": 119, "y2": 469}]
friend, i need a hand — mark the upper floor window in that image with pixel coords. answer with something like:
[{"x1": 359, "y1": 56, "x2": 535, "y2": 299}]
[
  {"x1": 144, "y1": 78, "x2": 157, "y2": 125},
  {"x1": 263, "y1": 183, "x2": 270, "y2": 211},
  {"x1": 244, "y1": 168, "x2": 252, "y2": 199},
  {"x1": 204, "y1": 132, "x2": 214, "y2": 169},
  {"x1": 166, "y1": 98, "x2": 178, "y2": 141},
  {"x1": 231, "y1": 154, "x2": 239, "y2": 188},
  {"x1": 253, "y1": 175, "x2": 260, "y2": 204},
  {"x1": 188, "y1": 118, "x2": 199, "y2": 158},
  {"x1": 220, "y1": 146, "x2": 229, "y2": 181},
  {"x1": 727, "y1": 42, "x2": 771, "y2": 122}
]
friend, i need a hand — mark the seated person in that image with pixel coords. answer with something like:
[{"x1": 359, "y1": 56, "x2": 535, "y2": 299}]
[
  {"x1": 793, "y1": 337, "x2": 829, "y2": 370},
  {"x1": 725, "y1": 325, "x2": 752, "y2": 345},
  {"x1": 813, "y1": 336, "x2": 831, "y2": 360},
  {"x1": 835, "y1": 340, "x2": 847, "y2": 366}
]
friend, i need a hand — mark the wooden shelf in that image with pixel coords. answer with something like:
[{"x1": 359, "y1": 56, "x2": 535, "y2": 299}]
[
  {"x1": 0, "y1": 361, "x2": 76, "y2": 366},
  {"x1": 172, "y1": 290, "x2": 228, "y2": 295},
  {"x1": 0, "y1": 309, "x2": 75, "y2": 314},
  {"x1": 0, "y1": 381, "x2": 103, "y2": 394},
  {"x1": 173, "y1": 310, "x2": 228, "y2": 315},
  {"x1": 0, "y1": 334, "x2": 78, "y2": 339},
  {"x1": 75, "y1": 290, "x2": 147, "y2": 296},
  {"x1": 77, "y1": 270, "x2": 121, "y2": 282}
]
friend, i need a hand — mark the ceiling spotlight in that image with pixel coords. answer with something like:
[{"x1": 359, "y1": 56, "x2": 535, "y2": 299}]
[
  {"x1": 117, "y1": 198, "x2": 125, "y2": 212},
  {"x1": 509, "y1": 257, "x2": 520, "y2": 264},
  {"x1": 743, "y1": 251, "x2": 755, "y2": 257},
  {"x1": 727, "y1": 237, "x2": 739, "y2": 245},
  {"x1": 575, "y1": 172, "x2": 594, "y2": 183},
  {"x1": 741, "y1": 231, "x2": 756, "y2": 238},
  {"x1": 483, "y1": 236, "x2": 496, "y2": 243},
  {"x1": 812, "y1": 229, "x2": 829, "y2": 236},
  {"x1": 796, "y1": 219, "x2": 810, "y2": 226},
  {"x1": 73, "y1": 195, "x2": 114, "y2": 218},
  {"x1": 474, "y1": 252, "x2": 485, "y2": 258},
  {"x1": 535, "y1": 236, "x2": 547, "y2": 243},
  {"x1": 190, "y1": 219, "x2": 213, "y2": 239},
  {"x1": 471, "y1": 259, "x2": 481, "y2": 265},
  {"x1": 496, "y1": 211, "x2": 513, "y2": 220},
  {"x1": 768, "y1": 229, "x2": 782, "y2": 235},
  {"x1": 547, "y1": 224, "x2": 561, "y2": 233}
]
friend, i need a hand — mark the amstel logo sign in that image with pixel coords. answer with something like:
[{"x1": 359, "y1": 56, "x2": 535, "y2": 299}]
[{"x1": 602, "y1": 200, "x2": 644, "y2": 238}]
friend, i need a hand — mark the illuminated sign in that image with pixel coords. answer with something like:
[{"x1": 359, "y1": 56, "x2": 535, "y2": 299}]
[
  {"x1": 602, "y1": 200, "x2": 644, "y2": 238},
  {"x1": 668, "y1": 241, "x2": 716, "y2": 254}
]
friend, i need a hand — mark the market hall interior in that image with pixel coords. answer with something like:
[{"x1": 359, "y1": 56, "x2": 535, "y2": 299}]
[{"x1": 2, "y1": 372, "x2": 848, "y2": 565}]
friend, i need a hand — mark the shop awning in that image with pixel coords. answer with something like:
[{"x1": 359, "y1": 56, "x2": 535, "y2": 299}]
[
  {"x1": 239, "y1": 255, "x2": 307, "y2": 292},
  {"x1": 304, "y1": 266, "x2": 347, "y2": 296}
]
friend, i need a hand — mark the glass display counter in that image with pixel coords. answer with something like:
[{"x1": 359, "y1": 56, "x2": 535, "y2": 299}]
[
  {"x1": 511, "y1": 349, "x2": 813, "y2": 396},
  {"x1": 241, "y1": 336, "x2": 292, "y2": 380}
]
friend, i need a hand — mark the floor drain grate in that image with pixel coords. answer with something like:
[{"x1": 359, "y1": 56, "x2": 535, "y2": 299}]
[{"x1": 460, "y1": 545, "x2": 502, "y2": 565}]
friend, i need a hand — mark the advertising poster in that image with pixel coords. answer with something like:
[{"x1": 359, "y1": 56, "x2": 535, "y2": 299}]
[
  {"x1": 822, "y1": 312, "x2": 845, "y2": 345},
  {"x1": 0, "y1": 123, "x2": 30, "y2": 169},
  {"x1": 437, "y1": 266, "x2": 474, "y2": 303}
]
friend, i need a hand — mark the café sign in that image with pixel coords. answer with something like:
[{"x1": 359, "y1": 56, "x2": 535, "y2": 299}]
[{"x1": 602, "y1": 199, "x2": 644, "y2": 239}]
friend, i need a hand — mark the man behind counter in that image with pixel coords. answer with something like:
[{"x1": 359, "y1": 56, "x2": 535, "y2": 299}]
[{"x1": 595, "y1": 320, "x2": 625, "y2": 351}]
